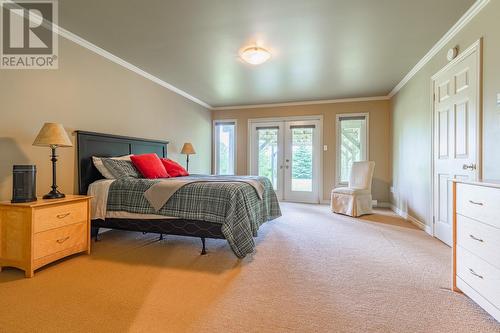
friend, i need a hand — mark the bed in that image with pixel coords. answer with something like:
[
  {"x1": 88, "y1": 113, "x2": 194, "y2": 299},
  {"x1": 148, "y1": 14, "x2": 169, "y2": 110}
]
[{"x1": 76, "y1": 131, "x2": 281, "y2": 258}]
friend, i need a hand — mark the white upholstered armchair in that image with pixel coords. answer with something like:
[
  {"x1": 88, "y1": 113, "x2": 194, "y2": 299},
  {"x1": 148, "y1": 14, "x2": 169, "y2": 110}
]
[{"x1": 331, "y1": 161, "x2": 375, "y2": 217}]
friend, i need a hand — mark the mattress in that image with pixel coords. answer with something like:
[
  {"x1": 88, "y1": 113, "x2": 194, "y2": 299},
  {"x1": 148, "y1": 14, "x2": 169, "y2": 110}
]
[{"x1": 88, "y1": 179, "x2": 177, "y2": 220}]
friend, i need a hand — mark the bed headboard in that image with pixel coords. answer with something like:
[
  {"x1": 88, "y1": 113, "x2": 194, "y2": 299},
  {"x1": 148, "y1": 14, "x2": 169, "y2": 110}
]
[{"x1": 76, "y1": 131, "x2": 169, "y2": 195}]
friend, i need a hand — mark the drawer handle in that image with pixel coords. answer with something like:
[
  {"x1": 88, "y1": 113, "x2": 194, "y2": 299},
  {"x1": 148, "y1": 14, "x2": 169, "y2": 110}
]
[
  {"x1": 468, "y1": 200, "x2": 483, "y2": 206},
  {"x1": 56, "y1": 236, "x2": 70, "y2": 244},
  {"x1": 469, "y1": 234, "x2": 484, "y2": 242},
  {"x1": 469, "y1": 268, "x2": 484, "y2": 279},
  {"x1": 56, "y1": 213, "x2": 71, "y2": 219}
]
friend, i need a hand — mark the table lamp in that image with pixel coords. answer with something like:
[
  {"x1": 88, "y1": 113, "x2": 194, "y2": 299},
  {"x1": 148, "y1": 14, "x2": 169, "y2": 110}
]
[
  {"x1": 33, "y1": 123, "x2": 73, "y2": 199},
  {"x1": 180, "y1": 142, "x2": 196, "y2": 172}
]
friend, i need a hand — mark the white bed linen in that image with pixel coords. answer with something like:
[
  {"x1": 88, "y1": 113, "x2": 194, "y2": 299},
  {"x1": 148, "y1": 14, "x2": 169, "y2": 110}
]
[{"x1": 88, "y1": 179, "x2": 176, "y2": 220}]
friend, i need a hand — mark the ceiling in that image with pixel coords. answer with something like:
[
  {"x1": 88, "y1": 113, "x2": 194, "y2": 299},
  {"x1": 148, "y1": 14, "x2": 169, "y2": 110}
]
[{"x1": 58, "y1": 0, "x2": 476, "y2": 108}]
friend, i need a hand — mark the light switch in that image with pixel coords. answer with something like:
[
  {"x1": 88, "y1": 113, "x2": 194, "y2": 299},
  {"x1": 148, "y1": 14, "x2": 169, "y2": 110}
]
[
  {"x1": 497, "y1": 93, "x2": 500, "y2": 107},
  {"x1": 323, "y1": 145, "x2": 328, "y2": 151}
]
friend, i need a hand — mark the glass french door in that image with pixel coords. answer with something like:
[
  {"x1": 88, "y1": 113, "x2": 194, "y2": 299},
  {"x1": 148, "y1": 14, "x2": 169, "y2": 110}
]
[{"x1": 250, "y1": 120, "x2": 320, "y2": 203}]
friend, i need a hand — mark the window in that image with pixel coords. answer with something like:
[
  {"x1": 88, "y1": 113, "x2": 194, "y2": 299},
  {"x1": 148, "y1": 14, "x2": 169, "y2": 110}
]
[
  {"x1": 214, "y1": 121, "x2": 236, "y2": 175},
  {"x1": 336, "y1": 114, "x2": 368, "y2": 185}
]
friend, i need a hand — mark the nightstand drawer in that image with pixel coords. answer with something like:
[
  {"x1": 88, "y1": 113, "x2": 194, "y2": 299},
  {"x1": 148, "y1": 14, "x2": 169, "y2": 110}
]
[
  {"x1": 34, "y1": 201, "x2": 87, "y2": 233},
  {"x1": 34, "y1": 222, "x2": 87, "y2": 260}
]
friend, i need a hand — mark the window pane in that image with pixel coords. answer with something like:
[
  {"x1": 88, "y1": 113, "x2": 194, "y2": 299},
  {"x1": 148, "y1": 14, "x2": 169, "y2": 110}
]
[
  {"x1": 257, "y1": 128, "x2": 278, "y2": 190},
  {"x1": 291, "y1": 127, "x2": 313, "y2": 192},
  {"x1": 216, "y1": 123, "x2": 235, "y2": 175},
  {"x1": 340, "y1": 118, "x2": 365, "y2": 183}
]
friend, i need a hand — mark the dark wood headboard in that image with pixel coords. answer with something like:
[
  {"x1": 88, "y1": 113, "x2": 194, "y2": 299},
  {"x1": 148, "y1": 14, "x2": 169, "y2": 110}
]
[{"x1": 76, "y1": 131, "x2": 168, "y2": 195}]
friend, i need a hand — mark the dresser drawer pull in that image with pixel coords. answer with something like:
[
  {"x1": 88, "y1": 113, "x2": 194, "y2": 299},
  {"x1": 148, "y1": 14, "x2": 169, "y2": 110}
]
[
  {"x1": 56, "y1": 236, "x2": 70, "y2": 244},
  {"x1": 469, "y1": 268, "x2": 484, "y2": 279},
  {"x1": 469, "y1": 234, "x2": 484, "y2": 242},
  {"x1": 56, "y1": 213, "x2": 71, "y2": 219},
  {"x1": 468, "y1": 200, "x2": 483, "y2": 206}
]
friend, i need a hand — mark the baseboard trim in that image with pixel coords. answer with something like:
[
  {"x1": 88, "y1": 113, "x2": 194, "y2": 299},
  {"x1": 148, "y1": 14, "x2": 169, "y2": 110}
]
[
  {"x1": 321, "y1": 200, "x2": 391, "y2": 208},
  {"x1": 391, "y1": 205, "x2": 433, "y2": 235}
]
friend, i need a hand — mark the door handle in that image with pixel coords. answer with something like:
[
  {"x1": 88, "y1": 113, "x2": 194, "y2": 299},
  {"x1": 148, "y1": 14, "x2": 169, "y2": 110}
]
[
  {"x1": 468, "y1": 200, "x2": 483, "y2": 206},
  {"x1": 462, "y1": 163, "x2": 477, "y2": 170}
]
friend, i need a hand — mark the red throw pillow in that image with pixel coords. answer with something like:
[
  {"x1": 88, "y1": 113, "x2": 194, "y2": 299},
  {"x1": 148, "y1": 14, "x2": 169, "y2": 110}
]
[
  {"x1": 130, "y1": 154, "x2": 170, "y2": 179},
  {"x1": 160, "y1": 158, "x2": 189, "y2": 177}
]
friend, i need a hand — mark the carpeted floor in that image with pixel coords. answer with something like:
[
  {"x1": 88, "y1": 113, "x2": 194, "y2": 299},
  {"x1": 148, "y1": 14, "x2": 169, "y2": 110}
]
[{"x1": 0, "y1": 203, "x2": 499, "y2": 332}]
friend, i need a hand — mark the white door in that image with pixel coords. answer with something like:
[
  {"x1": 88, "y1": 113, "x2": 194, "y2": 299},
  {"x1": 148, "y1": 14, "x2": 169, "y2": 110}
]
[
  {"x1": 250, "y1": 119, "x2": 321, "y2": 203},
  {"x1": 283, "y1": 120, "x2": 320, "y2": 203},
  {"x1": 250, "y1": 122, "x2": 285, "y2": 200},
  {"x1": 433, "y1": 45, "x2": 480, "y2": 246}
]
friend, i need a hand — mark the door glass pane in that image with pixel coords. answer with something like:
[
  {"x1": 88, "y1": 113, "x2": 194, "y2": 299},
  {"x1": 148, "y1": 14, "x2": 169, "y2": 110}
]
[
  {"x1": 257, "y1": 128, "x2": 278, "y2": 189},
  {"x1": 291, "y1": 127, "x2": 313, "y2": 192},
  {"x1": 216, "y1": 123, "x2": 235, "y2": 175},
  {"x1": 340, "y1": 118, "x2": 365, "y2": 183}
]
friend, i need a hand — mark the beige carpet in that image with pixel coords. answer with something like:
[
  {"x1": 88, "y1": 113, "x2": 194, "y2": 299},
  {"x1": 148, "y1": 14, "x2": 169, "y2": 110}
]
[{"x1": 0, "y1": 203, "x2": 499, "y2": 333}]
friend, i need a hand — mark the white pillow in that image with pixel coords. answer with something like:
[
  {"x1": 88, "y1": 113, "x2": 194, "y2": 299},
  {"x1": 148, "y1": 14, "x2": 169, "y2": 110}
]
[{"x1": 92, "y1": 155, "x2": 133, "y2": 179}]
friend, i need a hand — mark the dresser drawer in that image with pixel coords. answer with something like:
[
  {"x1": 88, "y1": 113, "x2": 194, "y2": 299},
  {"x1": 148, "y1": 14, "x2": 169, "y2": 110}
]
[
  {"x1": 34, "y1": 201, "x2": 87, "y2": 233},
  {"x1": 34, "y1": 222, "x2": 87, "y2": 259},
  {"x1": 456, "y1": 183, "x2": 500, "y2": 228},
  {"x1": 457, "y1": 246, "x2": 500, "y2": 310},
  {"x1": 457, "y1": 215, "x2": 500, "y2": 269}
]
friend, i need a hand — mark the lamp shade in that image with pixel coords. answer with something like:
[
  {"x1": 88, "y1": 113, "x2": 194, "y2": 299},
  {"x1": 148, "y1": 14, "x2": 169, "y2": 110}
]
[
  {"x1": 33, "y1": 123, "x2": 73, "y2": 147},
  {"x1": 181, "y1": 142, "x2": 196, "y2": 155}
]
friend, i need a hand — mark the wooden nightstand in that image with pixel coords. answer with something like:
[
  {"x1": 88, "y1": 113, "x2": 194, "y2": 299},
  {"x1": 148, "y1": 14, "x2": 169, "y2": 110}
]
[{"x1": 0, "y1": 195, "x2": 91, "y2": 278}]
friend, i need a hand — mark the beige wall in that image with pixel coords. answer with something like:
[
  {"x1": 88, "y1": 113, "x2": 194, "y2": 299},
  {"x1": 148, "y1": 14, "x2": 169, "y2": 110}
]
[
  {"x1": 0, "y1": 38, "x2": 211, "y2": 201},
  {"x1": 391, "y1": 0, "x2": 500, "y2": 225},
  {"x1": 212, "y1": 100, "x2": 391, "y2": 202}
]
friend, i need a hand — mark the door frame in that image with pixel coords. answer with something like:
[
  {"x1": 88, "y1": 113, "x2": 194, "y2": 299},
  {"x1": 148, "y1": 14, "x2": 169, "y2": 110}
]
[
  {"x1": 430, "y1": 38, "x2": 482, "y2": 237},
  {"x1": 248, "y1": 115, "x2": 324, "y2": 203}
]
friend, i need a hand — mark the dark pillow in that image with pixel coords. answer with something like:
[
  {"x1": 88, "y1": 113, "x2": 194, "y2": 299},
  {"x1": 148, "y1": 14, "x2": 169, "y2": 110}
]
[{"x1": 101, "y1": 158, "x2": 141, "y2": 179}]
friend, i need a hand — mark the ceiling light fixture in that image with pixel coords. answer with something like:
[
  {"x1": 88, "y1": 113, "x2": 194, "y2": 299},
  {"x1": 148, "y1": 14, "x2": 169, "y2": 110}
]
[{"x1": 240, "y1": 46, "x2": 271, "y2": 65}]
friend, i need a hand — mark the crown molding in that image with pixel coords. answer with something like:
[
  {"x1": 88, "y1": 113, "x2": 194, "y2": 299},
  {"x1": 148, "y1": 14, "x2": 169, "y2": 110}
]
[
  {"x1": 212, "y1": 96, "x2": 390, "y2": 111},
  {"x1": 388, "y1": 0, "x2": 490, "y2": 98},
  {"x1": 3, "y1": 0, "x2": 212, "y2": 109},
  {"x1": 6, "y1": 0, "x2": 489, "y2": 109},
  {"x1": 57, "y1": 27, "x2": 212, "y2": 109}
]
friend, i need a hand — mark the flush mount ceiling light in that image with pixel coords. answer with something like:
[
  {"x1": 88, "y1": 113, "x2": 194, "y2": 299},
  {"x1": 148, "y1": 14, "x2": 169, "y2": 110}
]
[{"x1": 240, "y1": 46, "x2": 271, "y2": 65}]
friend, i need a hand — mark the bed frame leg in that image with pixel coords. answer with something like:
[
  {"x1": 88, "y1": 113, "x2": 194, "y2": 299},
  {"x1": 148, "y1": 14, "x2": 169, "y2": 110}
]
[
  {"x1": 159, "y1": 233, "x2": 164, "y2": 241},
  {"x1": 201, "y1": 237, "x2": 207, "y2": 255},
  {"x1": 92, "y1": 227, "x2": 101, "y2": 242}
]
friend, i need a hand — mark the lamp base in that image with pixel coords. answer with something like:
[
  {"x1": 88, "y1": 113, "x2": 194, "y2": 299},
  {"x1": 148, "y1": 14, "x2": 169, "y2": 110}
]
[{"x1": 43, "y1": 190, "x2": 65, "y2": 200}]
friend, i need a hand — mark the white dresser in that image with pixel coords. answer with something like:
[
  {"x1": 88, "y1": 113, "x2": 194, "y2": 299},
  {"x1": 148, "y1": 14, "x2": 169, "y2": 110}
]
[{"x1": 453, "y1": 180, "x2": 500, "y2": 322}]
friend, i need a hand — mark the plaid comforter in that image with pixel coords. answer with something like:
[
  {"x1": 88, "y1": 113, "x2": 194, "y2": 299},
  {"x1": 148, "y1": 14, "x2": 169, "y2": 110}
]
[{"x1": 106, "y1": 175, "x2": 282, "y2": 258}]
